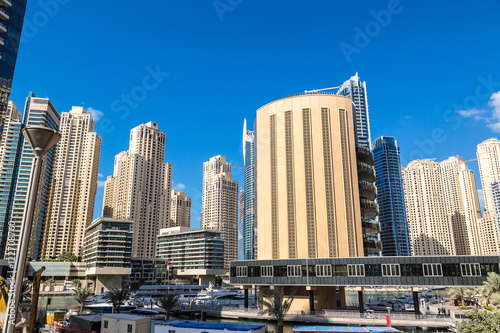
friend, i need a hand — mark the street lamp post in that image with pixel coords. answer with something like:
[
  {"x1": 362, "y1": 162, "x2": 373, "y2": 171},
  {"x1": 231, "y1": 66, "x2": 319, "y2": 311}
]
[{"x1": 3, "y1": 126, "x2": 61, "y2": 333}]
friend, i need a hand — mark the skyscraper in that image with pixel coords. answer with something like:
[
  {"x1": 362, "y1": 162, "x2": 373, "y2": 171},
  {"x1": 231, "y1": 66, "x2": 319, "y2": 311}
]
[
  {"x1": 337, "y1": 73, "x2": 371, "y2": 149},
  {"x1": 439, "y1": 156, "x2": 482, "y2": 255},
  {"x1": 255, "y1": 93, "x2": 364, "y2": 259},
  {"x1": 0, "y1": 0, "x2": 27, "y2": 135},
  {"x1": 402, "y1": 159, "x2": 455, "y2": 256},
  {"x1": 242, "y1": 119, "x2": 256, "y2": 260},
  {"x1": 0, "y1": 94, "x2": 60, "y2": 260},
  {"x1": 477, "y1": 138, "x2": 500, "y2": 254},
  {"x1": 372, "y1": 136, "x2": 410, "y2": 256},
  {"x1": 102, "y1": 122, "x2": 173, "y2": 258},
  {"x1": 170, "y1": 190, "x2": 191, "y2": 228},
  {"x1": 201, "y1": 155, "x2": 238, "y2": 267},
  {"x1": 42, "y1": 107, "x2": 101, "y2": 259},
  {"x1": 402, "y1": 157, "x2": 482, "y2": 256},
  {"x1": 238, "y1": 189, "x2": 244, "y2": 260}
]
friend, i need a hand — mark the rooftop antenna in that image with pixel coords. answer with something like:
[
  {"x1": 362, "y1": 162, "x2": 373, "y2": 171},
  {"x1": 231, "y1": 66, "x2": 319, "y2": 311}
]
[{"x1": 304, "y1": 86, "x2": 340, "y2": 94}]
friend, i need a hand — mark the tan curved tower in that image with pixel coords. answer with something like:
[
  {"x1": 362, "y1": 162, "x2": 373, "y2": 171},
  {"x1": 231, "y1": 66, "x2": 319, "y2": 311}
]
[{"x1": 255, "y1": 93, "x2": 364, "y2": 259}]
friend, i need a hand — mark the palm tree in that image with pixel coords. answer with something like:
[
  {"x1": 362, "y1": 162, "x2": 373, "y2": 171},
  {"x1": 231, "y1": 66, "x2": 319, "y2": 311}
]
[
  {"x1": 74, "y1": 287, "x2": 92, "y2": 312},
  {"x1": 20, "y1": 278, "x2": 32, "y2": 304},
  {"x1": 483, "y1": 272, "x2": 500, "y2": 305},
  {"x1": 104, "y1": 288, "x2": 130, "y2": 313},
  {"x1": 260, "y1": 288, "x2": 295, "y2": 333},
  {"x1": 449, "y1": 286, "x2": 469, "y2": 307},
  {"x1": 157, "y1": 292, "x2": 179, "y2": 320},
  {"x1": 71, "y1": 279, "x2": 82, "y2": 289},
  {"x1": 45, "y1": 278, "x2": 57, "y2": 292}
]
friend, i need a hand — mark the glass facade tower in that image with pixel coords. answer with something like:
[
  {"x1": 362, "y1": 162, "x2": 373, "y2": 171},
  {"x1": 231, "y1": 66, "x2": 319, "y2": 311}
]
[
  {"x1": 337, "y1": 73, "x2": 371, "y2": 149},
  {"x1": 0, "y1": 0, "x2": 27, "y2": 135},
  {"x1": 372, "y1": 136, "x2": 410, "y2": 256},
  {"x1": 0, "y1": 93, "x2": 60, "y2": 260},
  {"x1": 243, "y1": 119, "x2": 256, "y2": 260}
]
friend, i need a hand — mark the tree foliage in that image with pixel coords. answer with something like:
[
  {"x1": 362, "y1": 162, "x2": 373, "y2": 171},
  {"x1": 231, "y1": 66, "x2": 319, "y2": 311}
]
[
  {"x1": 55, "y1": 251, "x2": 78, "y2": 262},
  {"x1": 458, "y1": 308, "x2": 500, "y2": 333},
  {"x1": 157, "y1": 292, "x2": 179, "y2": 320},
  {"x1": 74, "y1": 287, "x2": 92, "y2": 312},
  {"x1": 20, "y1": 278, "x2": 32, "y2": 303},
  {"x1": 260, "y1": 288, "x2": 295, "y2": 333},
  {"x1": 104, "y1": 288, "x2": 130, "y2": 313},
  {"x1": 483, "y1": 272, "x2": 500, "y2": 304}
]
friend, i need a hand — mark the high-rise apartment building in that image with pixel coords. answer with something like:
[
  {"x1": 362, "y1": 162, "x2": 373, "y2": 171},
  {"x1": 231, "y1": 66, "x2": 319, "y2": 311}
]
[
  {"x1": 102, "y1": 122, "x2": 173, "y2": 258},
  {"x1": 255, "y1": 93, "x2": 364, "y2": 259},
  {"x1": 372, "y1": 136, "x2": 410, "y2": 256},
  {"x1": 402, "y1": 157, "x2": 482, "y2": 256},
  {"x1": 170, "y1": 190, "x2": 191, "y2": 228},
  {"x1": 201, "y1": 155, "x2": 238, "y2": 267},
  {"x1": 42, "y1": 106, "x2": 101, "y2": 259},
  {"x1": 242, "y1": 119, "x2": 256, "y2": 260},
  {"x1": 238, "y1": 189, "x2": 244, "y2": 260},
  {"x1": 477, "y1": 138, "x2": 500, "y2": 254},
  {"x1": 337, "y1": 73, "x2": 371, "y2": 149},
  {"x1": 0, "y1": 94, "x2": 60, "y2": 260},
  {"x1": 0, "y1": 0, "x2": 27, "y2": 136},
  {"x1": 439, "y1": 156, "x2": 482, "y2": 255},
  {"x1": 402, "y1": 160, "x2": 454, "y2": 256}
]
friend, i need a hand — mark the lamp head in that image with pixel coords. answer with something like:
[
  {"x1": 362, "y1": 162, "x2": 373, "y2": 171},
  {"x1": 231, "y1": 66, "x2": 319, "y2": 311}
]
[{"x1": 23, "y1": 126, "x2": 61, "y2": 157}]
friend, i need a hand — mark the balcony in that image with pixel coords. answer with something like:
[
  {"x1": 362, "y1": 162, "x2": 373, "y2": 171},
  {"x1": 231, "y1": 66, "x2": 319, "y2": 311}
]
[
  {"x1": 357, "y1": 162, "x2": 376, "y2": 183},
  {"x1": 0, "y1": 0, "x2": 11, "y2": 8},
  {"x1": 362, "y1": 220, "x2": 381, "y2": 236},
  {"x1": 0, "y1": 9, "x2": 8, "y2": 20},
  {"x1": 0, "y1": 37, "x2": 4, "y2": 46},
  {"x1": 360, "y1": 198, "x2": 379, "y2": 219},
  {"x1": 364, "y1": 237, "x2": 383, "y2": 254},
  {"x1": 356, "y1": 145, "x2": 374, "y2": 165},
  {"x1": 0, "y1": 22, "x2": 6, "y2": 34},
  {"x1": 359, "y1": 180, "x2": 377, "y2": 201}
]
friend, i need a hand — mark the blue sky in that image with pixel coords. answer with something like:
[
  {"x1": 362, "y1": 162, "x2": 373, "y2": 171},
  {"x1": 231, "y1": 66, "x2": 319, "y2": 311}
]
[{"x1": 9, "y1": 0, "x2": 500, "y2": 226}]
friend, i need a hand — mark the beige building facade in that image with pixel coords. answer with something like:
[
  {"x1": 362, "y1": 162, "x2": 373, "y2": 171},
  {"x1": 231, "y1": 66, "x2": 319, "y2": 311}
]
[
  {"x1": 255, "y1": 93, "x2": 364, "y2": 260},
  {"x1": 477, "y1": 138, "x2": 500, "y2": 254},
  {"x1": 402, "y1": 157, "x2": 482, "y2": 256},
  {"x1": 201, "y1": 155, "x2": 238, "y2": 267},
  {"x1": 170, "y1": 190, "x2": 191, "y2": 228},
  {"x1": 43, "y1": 107, "x2": 101, "y2": 259},
  {"x1": 102, "y1": 122, "x2": 173, "y2": 258}
]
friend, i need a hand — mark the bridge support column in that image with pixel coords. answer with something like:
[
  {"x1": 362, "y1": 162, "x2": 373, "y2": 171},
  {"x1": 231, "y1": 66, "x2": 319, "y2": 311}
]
[
  {"x1": 306, "y1": 286, "x2": 316, "y2": 313},
  {"x1": 356, "y1": 287, "x2": 364, "y2": 314},
  {"x1": 412, "y1": 287, "x2": 420, "y2": 318},
  {"x1": 244, "y1": 288, "x2": 249, "y2": 309},
  {"x1": 240, "y1": 285, "x2": 252, "y2": 309}
]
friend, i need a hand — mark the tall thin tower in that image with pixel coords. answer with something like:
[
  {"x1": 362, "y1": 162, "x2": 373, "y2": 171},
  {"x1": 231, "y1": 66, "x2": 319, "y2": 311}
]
[
  {"x1": 103, "y1": 122, "x2": 173, "y2": 258},
  {"x1": 0, "y1": 94, "x2": 60, "y2": 260},
  {"x1": 42, "y1": 107, "x2": 101, "y2": 259},
  {"x1": 201, "y1": 155, "x2": 239, "y2": 267},
  {"x1": 372, "y1": 136, "x2": 410, "y2": 256},
  {"x1": 337, "y1": 73, "x2": 371, "y2": 149},
  {"x1": 242, "y1": 119, "x2": 256, "y2": 260}
]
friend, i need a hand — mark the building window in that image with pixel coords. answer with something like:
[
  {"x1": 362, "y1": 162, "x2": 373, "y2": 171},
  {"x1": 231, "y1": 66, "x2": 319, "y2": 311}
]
[
  {"x1": 287, "y1": 265, "x2": 302, "y2": 277},
  {"x1": 261, "y1": 266, "x2": 273, "y2": 277},
  {"x1": 461, "y1": 263, "x2": 481, "y2": 277},
  {"x1": 315, "y1": 265, "x2": 332, "y2": 277},
  {"x1": 169, "y1": 331, "x2": 176, "y2": 333},
  {"x1": 347, "y1": 264, "x2": 365, "y2": 277},
  {"x1": 422, "y1": 263, "x2": 443, "y2": 277},
  {"x1": 382, "y1": 264, "x2": 401, "y2": 277},
  {"x1": 103, "y1": 321, "x2": 108, "y2": 328},
  {"x1": 236, "y1": 266, "x2": 248, "y2": 277},
  {"x1": 127, "y1": 324, "x2": 133, "y2": 333}
]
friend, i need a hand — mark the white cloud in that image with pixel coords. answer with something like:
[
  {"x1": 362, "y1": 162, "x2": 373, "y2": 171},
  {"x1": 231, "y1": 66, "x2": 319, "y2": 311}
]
[
  {"x1": 457, "y1": 91, "x2": 500, "y2": 132},
  {"x1": 176, "y1": 183, "x2": 186, "y2": 190},
  {"x1": 98, "y1": 173, "x2": 104, "y2": 178},
  {"x1": 457, "y1": 109, "x2": 486, "y2": 118},
  {"x1": 87, "y1": 107, "x2": 104, "y2": 121},
  {"x1": 97, "y1": 180, "x2": 106, "y2": 188}
]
